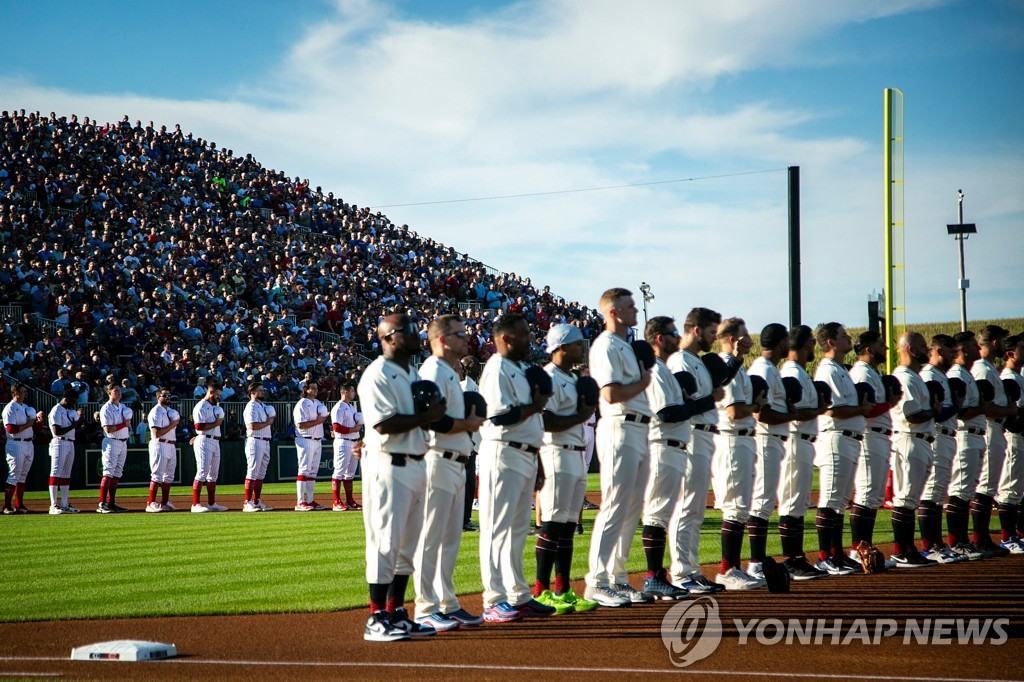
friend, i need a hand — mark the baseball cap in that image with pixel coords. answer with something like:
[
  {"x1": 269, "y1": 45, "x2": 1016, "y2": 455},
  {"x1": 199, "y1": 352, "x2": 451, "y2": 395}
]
[{"x1": 545, "y1": 323, "x2": 583, "y2": 354}]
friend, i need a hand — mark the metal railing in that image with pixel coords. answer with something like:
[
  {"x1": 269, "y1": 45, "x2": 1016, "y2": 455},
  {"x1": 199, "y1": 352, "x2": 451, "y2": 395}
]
[
  {"x1": 0, "y1": 303, "x2": 24, "y2": 322},
  {"x1": 32, "y1": 313, "x2": 67, "y2": 336}
]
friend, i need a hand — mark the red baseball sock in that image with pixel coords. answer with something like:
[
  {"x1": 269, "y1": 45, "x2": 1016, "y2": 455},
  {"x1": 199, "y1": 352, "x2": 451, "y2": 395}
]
[
  {"x1": 99, "y1": 476, "x2": 109, "y2": 504},
  {"x1": 161, "y1": 483, "x2": 171, "y2": 504},
  {"x1": 343, "y1": 479, "x2": 356, "y2": 505},
  {"x1": 254, "y1": 480, "x2": 263, "y2": 500},
  {"x1": 720, "y1": 559, "x2": 732, "y2": 574},
  {"x1": 244, "y1": 478, "x2": 252, "y2": 502},
  {"x1": 332, "y1": 479, "x2": 342, "y2": 505},
  {"x1": 148, "y1": 482, "x2": 158, "y2": 505},
  {"x1": 192, "y1": 480, "x2": 202, "y2": 506},
  {"x1": 108, "y1": 479, "x2": 119, "y2": 505},
  {"x1": 206, "y1": 482, "x2": 217, "y2": 505}
]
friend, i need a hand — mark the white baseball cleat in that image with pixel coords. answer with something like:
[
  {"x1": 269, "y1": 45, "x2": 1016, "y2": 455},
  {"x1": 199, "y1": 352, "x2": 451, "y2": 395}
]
[
  {"x1": 62, "y1": 505, "x2": 80, "y2": 514},
  {"x1": 294, "y1": 502, "x2": 313, "y2": 511},
  {"x1": 715, "y1": 566, "x2": 763, "y2": 591},
  {"x1": 145, "y1": 502, "x2": 164, "y2": 513},
  {"x1": 206, "y1": 503, "x2": 228, "y2": 512},
  {"x1": 162, "y1": 501, "x2": 178, "y2": 512},
  {"x1": 256, "y1": 499, "x2": 273, "y2": 511},
  {"x1": 49, "y1": 506, "x2": 64, "y2": 515},
  {"x1": 191, "y1": 504, "x2": 209, "y2": 513},
  {"x1": 242, "y1": 501, "x2": 262, "y2": 513}
]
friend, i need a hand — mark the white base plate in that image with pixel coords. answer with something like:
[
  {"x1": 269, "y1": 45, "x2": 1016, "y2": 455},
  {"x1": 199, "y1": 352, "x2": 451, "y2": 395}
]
[{"x1": 70, "y1": 640, "x2": 177, "y2": 661}]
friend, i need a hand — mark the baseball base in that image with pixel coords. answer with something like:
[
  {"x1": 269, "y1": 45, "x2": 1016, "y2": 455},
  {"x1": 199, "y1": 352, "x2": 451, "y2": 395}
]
[{"x1": 70, "y1": 640, "x2": 177, "y2": 661}]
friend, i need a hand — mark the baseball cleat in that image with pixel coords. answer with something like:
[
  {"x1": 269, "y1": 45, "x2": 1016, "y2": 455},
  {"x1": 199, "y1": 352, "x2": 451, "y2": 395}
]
[
  {"x1": 553, "y1": 588, "x2": 598, "y2": 612},
  {"x1": 715, "y1": 567, "x2": 763, "y2": 591},
  {"x1": 582, "y1": 498, "x2": 600, "y2": 511},
  {"x1": 96, "y1": 503, "x2": 112, "y2": 514},
  {"x1": 255, "y1": 500, "x2": 273, "y2": 511},
  {"x1": 15, "y1": 506, "x2": 30, "y2": 514},
  {"x1": 242, "y1": 501, "x2": 262, "y2": 513},
  {"x1": 999, "y1": 536, "x2": 1024, "y2": 555},
  {"x1": 483, "y1": 601, "x2": 523, "y2": 623},
  {"x1": 145, "y1": 502, "x2": 164, "y2": 513},
  {"x1": 891, "y1": 549, "x2": 938, "y2": 568},
  {"x1": 389, "y1": 607, "x2": 436, "y2": 636},
  {"x1": 416, "y1": 612, "x2": 460, "y2": 631},
  {"x1": 920, "y1": 548, "x2": 959, "y2": 564},
  {"x1": 332, "y1": 503, "x2": 349, "y2": 512},
  {"x1": 308, "y1": 501, "x2": 327, "y2": 511},
  {"x1": 615, "y1": 582, "x2": 655, "y2": 604},
  {"x1": 364, "y1": 611, "x2": 409, "y2": 643},
  {"x1": 815, "y1": 556, "x2": 855, "y2": 576},
  {"x1": 517, "y1": 598, "x2": 557, "y2": 617},
  {"x1": 445, "y1": 608, "x2": 484, "y2": 626},
  {"x1": 975, "y1": 538, "x2": 1010, "y2": 557},
  {"x1": 62, "y1": 505, "x2": 80, "y2": 514},
  {"x1": 642, "y1": 570, "x2": 689, "y2": 601},
  {"x1": 584, "y1": 585, "x2": 630, "y2": 607},
  {"x1": 534, "y1": 590, "x2": 575, "y2": 614},
  {"x1": 191, "y1": 504, "x2": 209, "y2": 513},
  {"x1": 207, "y1": 502, "x2": 228, "y2": 512},
  {"x1": 294, "y1": 502, "x2": 313, "y2": 512},
  {"x1": 162, "y1": 501, "x2": 178, "y2": 511},
  {"x1": 346, "y1": 501, "x2": 362, "y2": 510},
  {"x1": 49, "y1": 505, "x2": 64, "y2": 515},
  {"x1": 109, "y1": 504, "x2": 129, "y2": 513},
  {"x1": 677, "y1": 573, "x2": 726, "y2": 594},
  {"x1": 746, "y1": 561, "x2": 765, "y2": 583},
  {"x1": 2, "y1": 506, "x2": 15, "y2": 515},
  {"x1": 783, "y1": 556, "x2": 828, "y2": 580}
]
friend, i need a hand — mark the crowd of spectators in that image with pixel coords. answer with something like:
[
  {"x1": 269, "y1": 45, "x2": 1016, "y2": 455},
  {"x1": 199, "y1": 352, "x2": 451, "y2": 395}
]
[{"x1": 0, "y1": 109, "x2": 603, "y2": 413}]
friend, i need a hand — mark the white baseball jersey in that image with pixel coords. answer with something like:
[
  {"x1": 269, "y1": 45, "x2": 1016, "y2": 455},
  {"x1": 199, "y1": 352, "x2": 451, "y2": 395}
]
[
  {"x1": 646, "y1": 357, "x2": 690, "y2": 443},
  {"x1": 890, "y1": 365, "x2": 935, "y2": 436},
  {"x1": 948, "y1": 363, "x2": 985, "y2": 434},
  {"x1": 716, "y1": 354, "x2": 755, "y2": 432},
  {"x1": 850, "y1": 361, "x2": 891, "y2": 431},
  {"x1": 100, "y1": 401, "x2": 130, "y2": 439},
  {"x1": 330, "y1": 400, "x2": 362, "y2": 441},
  {"x1": 244, "y1": 400, "x2": 272, "y2": 439},
  {"x1": 973, "y1": 358, "x2": 1008, "y2": 409},
  {"x1": 1002, "y1": 368, "x2": 1024, "y2": 411},
  {"x1": 748, "y1": 356, "x2": 788, "y2": 437},
  {"x1": 920, "y1": 364, "x2": 956, "y2": 432},
  {"x1": 359, "y1": 356, "x2": 428, "y2": 455},
  {"x1": 419, "y1": 355, "x2": 472, "y2": 455},
  {"x1": 542, "y1": 363, "x2": 586, "y2": 448},
  {"x1": 48, "y1": 404, "x2": 77, "y2": 440},
  {"x1": 588, "y1": 331, "x2": 652, "y2": 418},
  {"x1": 667, "y1": 349, "x2": 718, "y2": 426},
  {"x1": 3, "y1": 401, "x2": 33, "y2": 439},
  {"x1": 780, "y1": 360, "x2": 819, "y2": 437},
  {"x1": 147, "y1": 404, "x2": 176, "y2": 442},
  {"x1": 293, "y1": 398, "x2": 326, "y2": 440},
  {"x1": 478, "y1": 354, "x2": 544, "y2": 446},
  {"x1": 814, "y1": 358, "x2": 866, "y2": 433},
  {"x1": 192, "y1": 399, "x2": 222, "y2": 437}
]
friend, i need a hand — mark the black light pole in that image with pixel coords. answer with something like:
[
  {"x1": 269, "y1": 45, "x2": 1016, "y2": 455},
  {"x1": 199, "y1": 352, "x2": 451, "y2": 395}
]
[
  {"x1": 947, "y1": 189, "x2": 977, "y2": 333},
  {"x1": 788, "y1": 166, "x2": 801, "y2": 328}
]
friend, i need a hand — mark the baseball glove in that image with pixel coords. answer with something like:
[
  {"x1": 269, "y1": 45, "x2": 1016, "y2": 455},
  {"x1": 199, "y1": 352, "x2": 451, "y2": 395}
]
[
  {"x1": 761, "y1": 556, "x2": 791, "y2": 593},
  {"x1": 855, "y1": 541, "x2": 886, "y2": 574}
]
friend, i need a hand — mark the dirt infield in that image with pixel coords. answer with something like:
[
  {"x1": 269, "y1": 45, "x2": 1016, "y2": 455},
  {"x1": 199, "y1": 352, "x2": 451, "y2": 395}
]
[{"x1": 2, "y1": 554, "x2": 1022, "y2": 681}]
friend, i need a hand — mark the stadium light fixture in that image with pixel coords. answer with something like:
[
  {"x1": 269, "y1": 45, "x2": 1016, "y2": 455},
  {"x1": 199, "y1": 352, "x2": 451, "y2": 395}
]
[
  {"x1": 946, "y1": 189, "x2": 977, "y2": 332},
  {"x1": 639, "y1": 282, "x2": 654, "y2": 324}
]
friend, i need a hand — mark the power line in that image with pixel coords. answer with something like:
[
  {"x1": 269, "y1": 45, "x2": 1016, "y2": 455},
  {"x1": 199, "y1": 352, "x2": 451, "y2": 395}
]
[{"x1": 368, "y1": 167, "x2": 788, "y2": 209}]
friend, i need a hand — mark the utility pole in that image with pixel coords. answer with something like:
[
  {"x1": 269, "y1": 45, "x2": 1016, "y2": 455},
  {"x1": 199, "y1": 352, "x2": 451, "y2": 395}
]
[{"x1": 946, "y1": 190, "x2": 977, "y2": 333}]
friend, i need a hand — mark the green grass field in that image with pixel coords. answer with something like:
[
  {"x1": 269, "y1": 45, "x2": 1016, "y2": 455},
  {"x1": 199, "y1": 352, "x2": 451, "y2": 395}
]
[{"x1": 6, "y1": 474, "x2": 893, "y2": 623}]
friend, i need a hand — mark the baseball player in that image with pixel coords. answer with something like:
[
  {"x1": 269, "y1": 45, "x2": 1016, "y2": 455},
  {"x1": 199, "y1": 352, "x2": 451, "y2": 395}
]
[
  {"x1": 888, "y1": 332, "x2": 938, "y2": 567},
  {"x1": 847, "y1": 331, "x2": 895, "y2": 559},
  {"x1": 293, "y1": 381, "x2": 328, "y2": 511},
  {"x1": 746, "y1": 323, "x2": 797, "y2": 582},
  {"x1": 47, "y1": 388, "x2": 81, "y2": 514},
  {"x1": 778, "y1": 325, "x2": 829, "y2": 579},
  {"x1": 638, "y1": 316, "x2": 691, "y2": 600},
  {"x1": 98, "y1": 383, "x2": 132, "y2": 514},
  {"x1": 711, "y1": 317, "x2": 766, "y2": 590},
  {"x1": 330, "y1": 383, "x2": 363, "y2": 511},
  {"x1": 813, "y1": 323, "x2": 873, "y2": 575},
  {"x1": 666, "y1": 307, "x2": 726, "y2": 594},
  {"x1": 478, "y1": 313, "x2": 557, "y2": 621},
  {"x1": 918, "y1": 335, "x2": 965, "y2": 562},
  {"x1": 584, "y1": 289, "x2": 654, "y2": 607},
  {"x1": 971, "y1": 325, "x2": 1016, "y2": 555},
  {"x1": 460, "y1": 355, "x2": 482, "y2": 530},
  {"x1": 946, "y1": 331, "x2": 989, "y2": 558},
  {"x1": 414, "y1": 315, "x2": 487, "y2": 630},
  {"x1": 358, "y1": 313, "x2": 445, "y2": 642},
  {"x1": 145, "y1": 389, "x2": 180, "y2": 512},
  {"x1": 4, "y1": 384, "x2": 41, "y2": 514},
  {"x1": 191, "y1": 382, "x2": 228, "y2": 513},
  {"x1": 533, "y1": 323, "x2": 600, "y2": 612},
  {"x1": 243, "y1": 382, "x2": 275, "y2": 512},
  {"x1": 997, "y1": 334, "x2": 1024, "y2": 552}
]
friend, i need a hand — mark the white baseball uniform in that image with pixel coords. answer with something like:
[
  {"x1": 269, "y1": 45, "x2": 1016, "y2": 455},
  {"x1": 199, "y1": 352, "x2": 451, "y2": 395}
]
[
  {"x1": 778, "y1": 360, "x2": 819, "y2": 517},
  {"x1": 973, "y1": 357, "x2": 1008, "y2": 499},
  {"x1": 415, "y1": 355, "x2": 473, "y2": 617},
  {"x1": 100, "y1": 401, "x2": 131, "y2": 478},
  {"x1": 47, "y1": 403, "x2": 76, "y2": 509},
  {"x1": 890, "y1": 365, "x2": 935, "y2": 510},
  {"x1": 192, "y1": 399, "x2": 221, "y2": 482},
  {"x1": 748, "y1": 356, "x2": 789, "y2": 521},
  {"x1": 243, "y1": 400, "x2": 273, "y2": 481},
  {"x1": 293, "y1": 397, "x2": 326, "y2": 504},
  {"x1": 849, "y1": 361, "x2": 891, "y2": 510},
  {"x1": 147, "y1": 404, "x2": 178, "y2": 483},
  {"x1": 4, "y1": 401, "x2": 35, "y2": 487},
  {"x1": 478, "y1": 353, "x2": 545, "y2": 607},
  {"x1": 539, "y1": 363, "x2": 588, "y2": 524},
  {"x1": 813, "y1": 358, "x2": 865, "y2": 513},
  {"x1": 712, "y1": 356, "x2": 757, "y2": 523},
  {"x1": 920, "y1": 364, "x2": 957, "y2": 505},
  {"x1": 948, "y1": 363, "x2": 984, "y2": 501},
  {"x1": 642, "y1": 357, "x2": 689, "y2": 530},
  {"x1": 331, "y1": 399, "x2": 363, "y2": 481},
  {"x1": 998, "y1": 368, "x2": 1024, "y2": 506},
  {"x1": 585, "y1": 331, "x2": 652, "y2": 590}
]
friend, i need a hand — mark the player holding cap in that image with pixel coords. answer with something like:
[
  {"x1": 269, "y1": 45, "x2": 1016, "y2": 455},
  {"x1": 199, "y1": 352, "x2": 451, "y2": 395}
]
[
  {"x1": 667, "y1": 307, "x2": 726, "y2": 594},
  {"x1": 997, "y1": 334, "x2": 1024, "y2": 552},
  {"x1": 330, "y1": 383, "x2": 364, "y2": 511},
  {"x1": 358, "y1": 313, "x2": 445, "y2": 642},
  {"x1": 746, "y1": 323, "x2": 797, "y2": 582},
  {"x1": 243, "y1": 382, "x2": 275, "y2": 512},
  {"x1": 414, "y1": 315, "x2": 487, "y2": 630},
  {"x1": 638, "y1": 316, "x2": 692, "y2": 600},
  {"x1": 584, "y1": 288, "x2": 654, "y2": 607},
  {"x1": 294, "y1": 381, "x2": 328, "y2": 511},
  {"x1": 532, "y1": 323, "x2": 599, "y2": 613},
  {"x1": 145, "y1": 388, "x2": 180, "y2": 512},
  {"x1": 478, "y1": 314, "x2": 557, "y2": 622},
  {"x1": 191, "y1": 381, "x2": 227, "y2": 513},
  {"x1": 98, "y1": 383, "x2": 132, "y2": 514},
  {"x1": 47, "y1": 388, "x2": 81, "y2": 514}
]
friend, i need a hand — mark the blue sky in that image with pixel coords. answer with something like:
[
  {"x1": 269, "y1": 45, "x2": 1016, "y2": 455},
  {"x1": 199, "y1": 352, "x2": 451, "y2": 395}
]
[{"x1": 3, "y1": 0, "x2": 1022, "y2": 330}]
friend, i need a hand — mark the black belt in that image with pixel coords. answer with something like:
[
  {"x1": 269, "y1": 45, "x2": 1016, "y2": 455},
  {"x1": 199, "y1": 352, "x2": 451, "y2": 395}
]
[
  {"x1": 10, "y1": 437, "x2": 33, "y2": 442},
  {"x1": 831, "y1": 429, "x2": 864, "y2": 442},
  {"x1": 56, "y1": 437, "x2": 75, "y2": 442},
  {"x1": 961, "y1": 427, "x2": 986, "y2": 436},
  {"x1": 938, "y1": 427, "x2": 955, "y2": 438},
  {"x1": 798, "y1": 433, "x2": 817, "y2": 443},
  {"x1": 769, "y1": 433, "x2": 789, "y2": 442},
  {"x1": 157, "y1": 438, "x2": 175, "y2": 444},
  {"x1": 622, "y1": 414, "x2": 652, "y2": 424},
  {"x1": 441, "y1": 451, "x2": 470, "y2": 464},
  {"x1": 724, "y1": 429, "x2": 754, "y2": 437},
  {"x1": 200, "y1": 435, "x2": 220, "y2": 440},
  {"x1": 694, "y1": 424, "x2": 719, "y2": 434},
  {"x1": 559, "y1": 444, "x2": 586, "y2": 452},
  {"x1": 251, "y1": 436, "x2": 271, "y2": 441},
  {"x1": 870, "y1": 427, "x2": 893, "y2": 437},
  {"x1": 664, "y1": 439, "x2": 688, "y2": 450},
  {"x1": 904, "y1": 432, "x2": 936, "y2": 444},
  {"x1": 296, "y1": 436, "x2": 319, "y2": 440},
  {"x1": 107, "y1": 437, "x2": 128, "y2": 442},
  {"x1": 388, "y1": 452, "x2": 425, "y2": 467},
  {"x1": 507, "y1": 441, "x2": 540, "y2": 455}
]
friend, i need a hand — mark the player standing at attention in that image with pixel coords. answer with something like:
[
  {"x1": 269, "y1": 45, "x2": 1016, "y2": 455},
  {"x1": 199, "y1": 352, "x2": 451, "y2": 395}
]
[
  {"x1": 47, "y1": 388, "x2": 81, "y2": 514},
  {"x1": 997, "y1": 334, "x2": 1024, "y2": 552},
  {"x1": 145, "y1": 388, "x2": 180, "y2": 512},
  {"x1": 584, "y1": 289, "x2": 654, "y2": 607},
  {"x1": 330, "y1": 383, "x2": 363, "y2": 511},
  {"x1": 460, "y1": 356, "x2": 482, "y2": 530},
  {"x1": 667, "y1": 307, "x2": 726, "y2": 594},
  {"x1": 813, "y1": 323, "x2": 872, "y2": 575},
  {"x1": 293, "y1": 381, "x2": 328, "y2": 511},
  {"x1": 243, "y1": 382, "x2": 275, "y2": 512},
  {"x1": 848, "y1": 331, "x2": 895, "y2": 561},
  {"x1": 888, "y1": 332, "x2": 939, "y2": 567},
  {"x1": 191, "y1": 382, "x2": 227, "y2": 513},
  {"x1": 414, "y1": 315, "x2": 487, "y2": 630},
  {"x1": 533, "y1": 323, "x2": 600, "y2": 612},
  {"x1": 971, "y1": 325, "x2": 1016, "y2": 555},
  {"x1": 358, "y1": 313, "x2": 445, "y2": 642},
  {"x1": 746, "y1": 323, "x2": 797, "y2": 582},
  {"x1": 637, "y1": 316, "x2": 692, "y2": 600},
  {"x1": 98, "y1": 384, "x2": 132, "y2": 514},
  {"x1": 478, "y1": 314, "x2": 557, "y2": 622},
  {"x1": 778, "y1": 326, "x2": 829, "y2": 579},
  {"x1": 4, "y1": 383, "x2": 41, "y2": 514}
]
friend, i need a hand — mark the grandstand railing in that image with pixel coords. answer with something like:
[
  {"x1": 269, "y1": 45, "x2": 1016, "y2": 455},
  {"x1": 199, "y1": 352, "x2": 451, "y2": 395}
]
[
  {"x1": 32, "y1": 313, "x2": 67, "y2": 336},
  {"x1": 457, "y1": 302, "x2": 481, "y2": 313},
  {"x1": 0, "y1": 303, "x2": 24, "y2": 322},
  {"x1": 2, "y1": 375, "x2": 59, "y2": 425}
]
